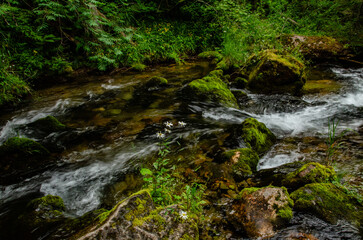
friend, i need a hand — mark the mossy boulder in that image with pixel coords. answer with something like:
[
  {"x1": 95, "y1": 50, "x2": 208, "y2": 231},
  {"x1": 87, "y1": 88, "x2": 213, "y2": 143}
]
[
  {"x1": 0, "y1": 137, "x2": 51, "y2": 184},
  {"x1": 19, "y1": 195, "x2": 66, "y2": 232},
  {"x1": 291, "y1": 183, "x2": 363, "y2": 227},
  {"x1": 29, "y1": 116, "x2": 66, "y2": 133},
  {"x1": 145, "y1": 76, "x2": 168, "y2": 90},
  {"x1": 74, "y1": 189, "x2": 199, "y2": 239},
  {"x1": 198, "y1": 51, "x2": 223, "y2": 62},
  {"x1": 230, "y1": 186, "x2": 294, "y2": 238},
  {"x1": 222, "y1": 148, "x2": 259, "y2": 179},
  {"x1": 282, "y1": 162, "x2": 337, "y2": 190},
  {"x1": 184, "y1": 70, "x2": 238, "y2": 108},
  {"x1": 245, "y1": 50, "x2": 306, "y2": 95},
  {"x1": 240, "y1": 118, "x2": 276, "y2": 154}
]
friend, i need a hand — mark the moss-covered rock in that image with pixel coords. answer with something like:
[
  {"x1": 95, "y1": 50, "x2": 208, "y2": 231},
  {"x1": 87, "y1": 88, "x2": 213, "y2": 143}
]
[
  {"x1": 19, "y1": 195, "x2": 66, "y2": 232},
  {"x1": 222, "y1": 148, "x2": 259, "y2": 179},
  {"x1": 184, "y1": 70, "x2": 238, "y2": 108},
  {"x1": 198, "y1": 51, "x2": 223, "y2": 62},
  {"x1": 145, "y1": 76, "x2": 168, "y2": 89},
  {"x1": 0, "y1": 137, "x2": 51, "y2": 184},
  {"x1": 240, "y1": 118, "x2": 276, "y2": 154},
  {"x1": 74, "y1": 189, "x2": 199, "y2": 240},
  {"x1": 282, "y1": 162, "x2": 337, "y2": 189},
  {"x1": 230, "y1": 186, "x2": 294, "y2": 238},
  {"x1": 245, "y1": 50, "x2": 306, "y2": 95},
  {"x1": 291, "y1": 183, "x2": 363, "y2": 227},
  {"x1": 29, "y1": 115, "x2": 66, "y2": 133}
]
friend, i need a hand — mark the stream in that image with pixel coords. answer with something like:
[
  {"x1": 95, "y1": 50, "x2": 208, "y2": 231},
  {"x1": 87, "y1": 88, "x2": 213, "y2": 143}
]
[{"x1": 0, "y1": 60, "x2": 362, "y2": 239}]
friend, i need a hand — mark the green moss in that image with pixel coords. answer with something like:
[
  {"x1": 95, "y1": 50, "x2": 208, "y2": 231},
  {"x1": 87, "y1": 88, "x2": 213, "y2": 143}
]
[
  {"x1": 246, "y1": 50, "x2": 306, "y2": 95},
  {"x1": 19, "y1": 195, "x2": 66, "y2": 230},
  {"x1": 28, "y1": 195, "x2": 65, "y2": 211},
  {"x1": 237, "y1": 187, "x2": 260, "y2": 200},
  {"x1": 282, "y1": 162, "x2": 337, "y2": 189},
  {"x1": 291, "y1": 183, "x2": 363, "y2": 226},
  {"x1": 198, "y1": 51, "x2": 223, "y2": 62},
  {"x1": 0, "y1": 137, "x2": 50, "y2": 157},
  {"x1": 132, "y1": 63, "x2": 146, "y2": 71},
  {"x1": 240, "y1": 118, "x2": 276, "y2": 154},
  {"x1": 147, "y1": 76, "x2": 168, "y2": 87},
  {"x1": 223, "y1": 148, "x2": 259, "y2": 178},
  {"x1": 187, "y1": 71, "x2": 238, "y2": 108},
  {"x1": 97, "y1": 189, "x2": 152, "y2": 224},
  {"x1": 30, "y1": 115, "x2": 66, "y2": 132}
]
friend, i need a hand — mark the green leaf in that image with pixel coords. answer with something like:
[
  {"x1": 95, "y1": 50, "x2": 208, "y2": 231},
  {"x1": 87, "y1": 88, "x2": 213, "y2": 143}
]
[{"x1": 140, "y1": 168, "x2": 153, "y2": 176}]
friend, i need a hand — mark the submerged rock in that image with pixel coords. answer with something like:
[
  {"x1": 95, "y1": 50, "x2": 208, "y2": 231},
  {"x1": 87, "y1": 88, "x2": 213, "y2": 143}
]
[
  {"x1": 184, "y1": 69, "x2": 238, "y2": 108},
  {"x1": 29, "y1": 115, "x2": 66, "y2": 133},
  {"x1": 291, "y1": 183, "x2": 363, "y2": 228},
  {"x1": 0, "y1": 137, "x2": 51, "y2": 184},
  {"x1": 230, "y1": 186, "x2": 294, "y2": 238},
  {"x1": 244, "y1": 50, "x2": 306, "y2": 95},
  {"x1": 75, "y1": 189, "x2": 198, "y2": 239},
  {"x1": 282, "y1": 162, "x2": 337, "y2": 190},
  {"x1": 240, "y1": 118, "x2": 276, "y2": 155}
]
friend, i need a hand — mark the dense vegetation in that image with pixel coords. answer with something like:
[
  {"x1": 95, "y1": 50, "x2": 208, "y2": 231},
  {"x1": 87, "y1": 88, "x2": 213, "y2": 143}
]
[{"x1": 1, "y1": 0, "x2": 362, "y2": 105}]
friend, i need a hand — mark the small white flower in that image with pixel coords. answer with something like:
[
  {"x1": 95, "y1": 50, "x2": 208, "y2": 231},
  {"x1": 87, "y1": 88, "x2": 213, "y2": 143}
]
[
  {"x1": 156, "y1": 131, "x2": 165, "y2": 139},
  {"x1": 178, "y1": 121, "x2": 186, "y2": 127},
  {"x1": 179, "y1": 210, "x2": 188, "y2": 220},
  {"x1": 164, "y1": 128, "x2": 171, "y2": 134},
  {"x1": 164, "y1": 121, "x2": 173, "y2": 128}
]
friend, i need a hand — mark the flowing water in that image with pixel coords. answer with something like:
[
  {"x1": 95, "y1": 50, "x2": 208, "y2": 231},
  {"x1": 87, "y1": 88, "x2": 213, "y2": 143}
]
[{"x1": 0, "y1": 61, "x2": 362, "y2": 239}]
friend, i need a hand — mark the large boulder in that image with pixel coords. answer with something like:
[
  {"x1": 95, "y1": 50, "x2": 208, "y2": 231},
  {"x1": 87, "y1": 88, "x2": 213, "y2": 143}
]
[
  {"x1": 282, "y1": 162, "x2": 336, "y2": 190},
  {"x1": 222, "y1": 148, "x2": 259, "y2": 180},
  {"x1": 75, "y1": 190, "x2": 199, "y2": 239},
  {"x1": 240, "y1": 118, "x2": 276, "y2": 155},
  {"x1": 184, "y1": 70, "x2": 238, "y2": 108},
  {"x1": 291, "y1": 183, "x2": 363, "y2": 228},
  {"x1": 230, "y1": 187, "x2": 294, "y2": 238},
  {"x1": 245, "y1": 50, "x2": 306, "y2": 95}
]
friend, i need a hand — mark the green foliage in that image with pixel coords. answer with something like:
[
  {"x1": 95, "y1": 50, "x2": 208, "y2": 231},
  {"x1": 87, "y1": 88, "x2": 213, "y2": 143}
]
[{"x1": 140, "y1": 126, "x2": 206, "y2": 215}]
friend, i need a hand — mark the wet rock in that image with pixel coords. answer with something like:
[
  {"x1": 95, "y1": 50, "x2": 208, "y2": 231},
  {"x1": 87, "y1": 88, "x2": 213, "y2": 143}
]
[
  {"x1": 281, "y1": 35, "x2": 348, "y2": 60},
  {"x1": 75, "y1": 190, "x2": 199, "y2": 240},
  {"x1": 252, "y1": 162, "x2": 305, "y2": 187},
  {"x1": 230, "y1": 187, "x2": 294, "y2": 238},
  {"x1": 50, "y1": 208, "x2": 108, "y2": 239},
  {"x1": 244, "y1": 50, "x2": 306, "y2": 95},
  {"x1": 291, "y1": 183, "x2": 363, "y2": 228},
  {"x1": 28, "y1": 115, "x2": 66, "y2": 134},
  {"x1": 144, "y1": 76, "x2": 168, "y2": 90},
  {"x1": 240, "y1": 118, "x2": 276, "y2": 154},
  {"x1": 18, "y1": 195, "x2": 66, "y2": 234},
  {"x1": 282, "y1": 162, "x2": 337, "y2": 190},
  {"x1": 0, "y1": 137, "x2": 51, "y2": 184},
  {"x1": 184, "y1": 70, "x2": 238, "y2": 108},
  {"x1": 222, "y1": 148, "x2": 259, "y2": 180}
]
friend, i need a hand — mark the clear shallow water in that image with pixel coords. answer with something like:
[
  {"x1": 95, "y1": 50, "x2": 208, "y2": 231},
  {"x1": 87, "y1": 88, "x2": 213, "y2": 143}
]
[{"x1": 0, "y1": 62, "x2": 362, "y2": 238}]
